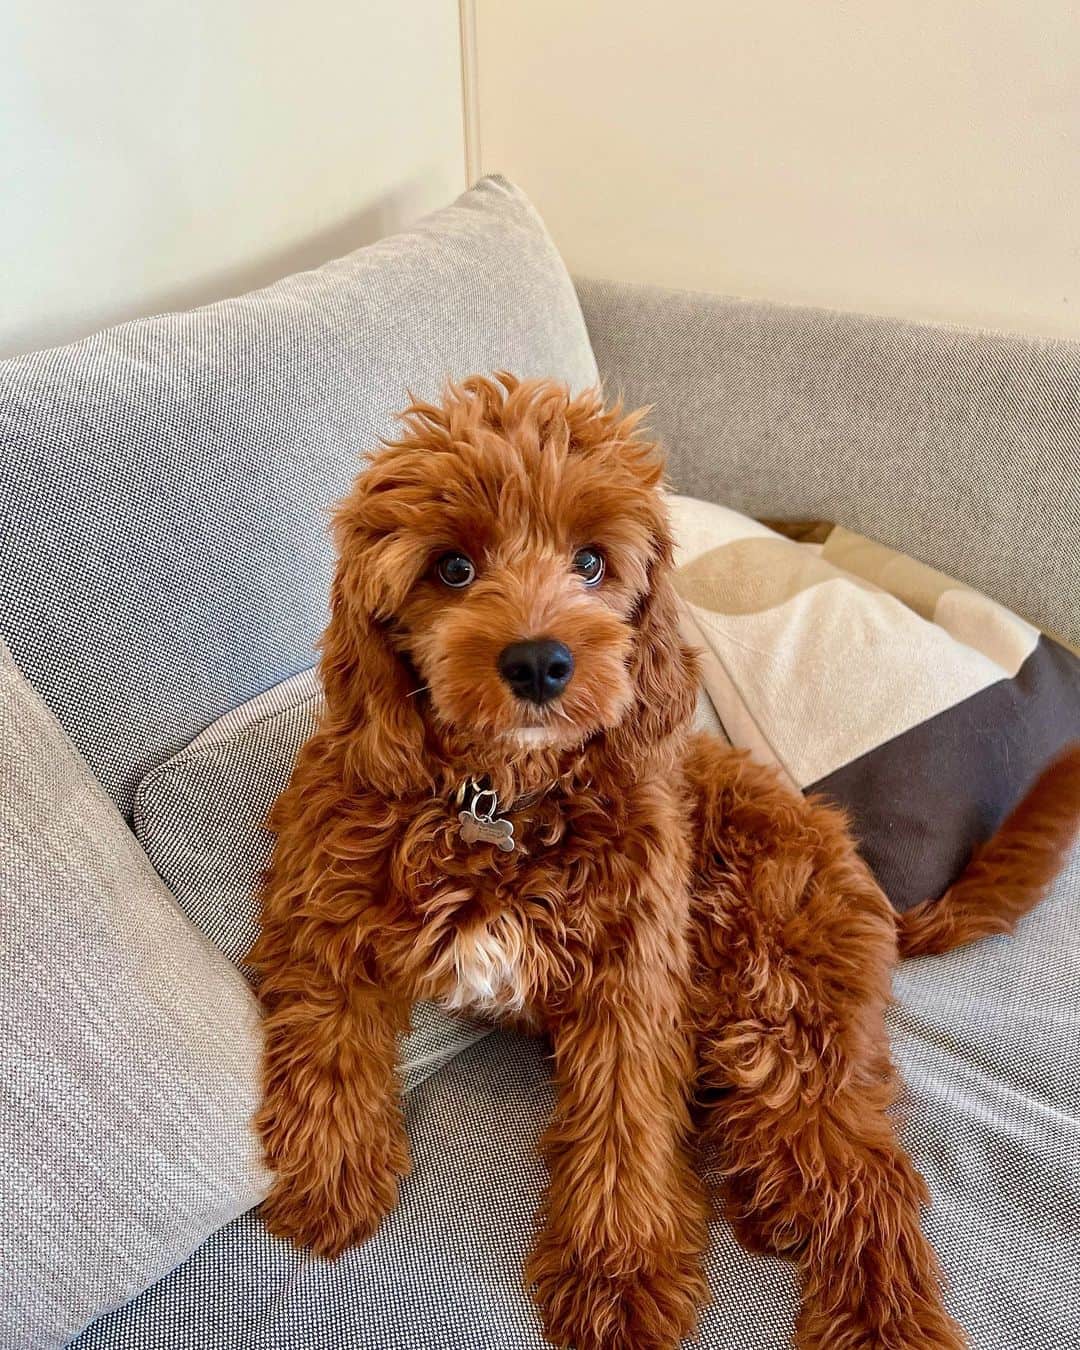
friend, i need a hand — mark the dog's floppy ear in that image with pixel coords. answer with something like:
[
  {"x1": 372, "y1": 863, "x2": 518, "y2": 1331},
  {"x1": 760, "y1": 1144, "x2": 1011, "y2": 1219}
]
[
  {"x1": 319, "y1": 523, "x2": 431, "y2": 796},
  {"x1": 581, "y1": 404, "x2": 698, "y2": 756},
  {"x1": 632, "y1": 542, "x2": 699, "y2": 744},
  {"x1": 610, "y1": 528, "x2": 699, "y2": 758}
]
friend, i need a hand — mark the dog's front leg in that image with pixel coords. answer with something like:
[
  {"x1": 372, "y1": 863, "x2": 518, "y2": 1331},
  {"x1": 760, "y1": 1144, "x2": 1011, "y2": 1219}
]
[
  {"x1": 255, "y1": 960, "x2": 411, "y2": 1260},
  {"x1": 528, "y1": 938, "x2": 709, "y2": 1350}
]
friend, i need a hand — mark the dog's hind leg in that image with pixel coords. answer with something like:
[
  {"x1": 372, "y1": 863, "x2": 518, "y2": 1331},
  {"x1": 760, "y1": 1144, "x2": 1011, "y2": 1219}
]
[{"x1": 685, "y1": 735, "x2": 965, "y2": 1350}]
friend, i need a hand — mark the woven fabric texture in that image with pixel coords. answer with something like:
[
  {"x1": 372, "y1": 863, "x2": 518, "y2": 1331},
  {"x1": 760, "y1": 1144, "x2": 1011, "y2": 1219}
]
[
  {"x1": 0, "y1": 176, "x2": 598, "y2": 817},
  {"x1": 72, "y1": 845, "x2": 1080, "y2": 1348},
  {"x1": 0, "y1": 642, "x2": 268, "y2": 1350},
  {"x1": 889, "y1": 851, "x2": 1080, "y2": 1350},
  {"x1": 577, "y1": 278, "x2": 1080, "y2": 647},
  {"x1": 133, "y1": 666, "x2": 491, "y2": 1095}
]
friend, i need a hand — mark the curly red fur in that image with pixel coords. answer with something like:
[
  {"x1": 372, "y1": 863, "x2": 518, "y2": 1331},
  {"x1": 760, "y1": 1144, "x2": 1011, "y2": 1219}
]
[{"x1": 250, "y1": 374, "x2": 1077, "y2": 1350}]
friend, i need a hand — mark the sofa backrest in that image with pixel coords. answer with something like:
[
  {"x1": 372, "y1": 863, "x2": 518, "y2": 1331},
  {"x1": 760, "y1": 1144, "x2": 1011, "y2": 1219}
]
[
  {"x1": 579, "y1": 278, "x2": 1080, "y2": 649},
  {"x1": 0, "y1": 177, "x2": 597, "y2": 815}
]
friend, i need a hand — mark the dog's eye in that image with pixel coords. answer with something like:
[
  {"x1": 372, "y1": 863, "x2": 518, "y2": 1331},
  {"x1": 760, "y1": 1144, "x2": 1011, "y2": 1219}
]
[
  {"x1": 436, "y1": 552, "x2": 476, "y2": 588},
  {"x1": 572, "y1": 547, "x2": 605, "y2": 586}
]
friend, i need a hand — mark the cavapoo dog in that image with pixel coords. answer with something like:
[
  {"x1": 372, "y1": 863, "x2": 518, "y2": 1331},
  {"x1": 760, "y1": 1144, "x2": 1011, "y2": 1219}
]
[{"x1": 250, "y1": 374, "x2": 1080, "y2": 1350}]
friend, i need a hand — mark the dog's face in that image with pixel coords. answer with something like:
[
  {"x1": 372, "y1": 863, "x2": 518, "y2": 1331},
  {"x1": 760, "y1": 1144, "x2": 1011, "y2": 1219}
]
[{"x1": 325, "y1": 375, "x2": 696, "y2": 789}]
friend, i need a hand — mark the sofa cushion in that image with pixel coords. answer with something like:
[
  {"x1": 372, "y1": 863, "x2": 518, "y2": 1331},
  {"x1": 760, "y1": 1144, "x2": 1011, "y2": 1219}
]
[
  {"x1": 0, "y1": 175, "x2": 598, "y2": 817},
  {"x1": 133, "y1": 667, "x2": 492, "y2": 1093},
  {"x1": 668, "y1": 494, "x2": 1080, "y2": 911},
  {"x1": 0, "y1": 641, "x2": 268, "y2": 1349},
  {"x1": 71, "y1": 846, "x2": 1080, "y2": 1349}
]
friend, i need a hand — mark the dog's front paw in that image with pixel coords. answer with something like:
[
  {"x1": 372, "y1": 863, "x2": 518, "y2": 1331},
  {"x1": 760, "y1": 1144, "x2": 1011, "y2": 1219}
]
[
  {"x1": 260, "y1": 1152, "x2": 406, "y2": 1260},
  {"x1": 529, "y1": 1238, "x2": 707, "y2": 1350},
  {"x1": 257, "y1": 1081, "x2": 411, "y2": 1259},
  {"x1": 798, "y1": 1300, "x2": 967, "y2": 1350},
  {"x1": 798, "y1": 1263, "x2": 967, "y2": 1350},
  {"x1": 259, "y1": 1128, "x2": 410, "y2": 1263}
]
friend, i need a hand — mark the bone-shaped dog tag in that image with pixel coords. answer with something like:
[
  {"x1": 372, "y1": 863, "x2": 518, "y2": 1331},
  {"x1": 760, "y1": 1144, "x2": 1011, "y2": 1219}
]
[{"x1": 458, "y1": 808, "x2": 516, "y2": 852}]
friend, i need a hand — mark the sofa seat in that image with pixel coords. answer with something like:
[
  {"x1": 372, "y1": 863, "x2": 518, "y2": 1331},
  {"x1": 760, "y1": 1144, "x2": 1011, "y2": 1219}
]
[{"x1": 72, "y1": 840, "x2": 1080, "y2": 1350}]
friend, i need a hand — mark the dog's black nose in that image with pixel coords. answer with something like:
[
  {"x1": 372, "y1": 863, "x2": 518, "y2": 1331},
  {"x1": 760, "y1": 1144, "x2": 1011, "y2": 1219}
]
[{"x1": 498, "y1": 639, "x2": 574, "y2": 704}]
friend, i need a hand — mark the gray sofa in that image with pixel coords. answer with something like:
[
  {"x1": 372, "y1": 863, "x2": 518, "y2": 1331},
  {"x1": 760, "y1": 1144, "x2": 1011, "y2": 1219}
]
[{"x1": 1, "y1": 176, "x2": 1078, "y2": 1350}]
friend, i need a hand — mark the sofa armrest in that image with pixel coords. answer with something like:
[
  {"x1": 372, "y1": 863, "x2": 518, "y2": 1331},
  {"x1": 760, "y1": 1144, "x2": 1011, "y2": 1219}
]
[{"x1": 576, "y1": 276, "x2": 1080, "y2": 646}]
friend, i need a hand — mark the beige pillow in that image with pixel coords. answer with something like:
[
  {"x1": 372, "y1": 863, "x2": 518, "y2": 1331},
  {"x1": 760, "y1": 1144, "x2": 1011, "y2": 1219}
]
[
  {"x1": 668, "y1": 495, "x2": 1080, "y2": 911},
  {"x1": 0, "y1": 642, "x2": 268, "y2": 1348}
]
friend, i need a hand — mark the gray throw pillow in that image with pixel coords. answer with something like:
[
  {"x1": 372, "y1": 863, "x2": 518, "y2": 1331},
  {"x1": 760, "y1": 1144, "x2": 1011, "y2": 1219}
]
[
  {"x1": 0, "y1": 175, "x2": 598, "y2": 818},
  {"x1": 133, "y1": 668, "x2": 492, "y2": 1093},
  {"x1": 0, "y1": 641, "x2": 268, "y2": 1349}
]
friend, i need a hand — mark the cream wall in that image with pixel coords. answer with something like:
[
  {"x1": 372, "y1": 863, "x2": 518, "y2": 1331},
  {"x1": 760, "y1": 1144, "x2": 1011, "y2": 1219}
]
[
  {"x1": 1, "y1": 1, "x2": 466, "y2": 356},
  {"x1": 473, "y1": 1, "x2": 1080, "y2": 340}
]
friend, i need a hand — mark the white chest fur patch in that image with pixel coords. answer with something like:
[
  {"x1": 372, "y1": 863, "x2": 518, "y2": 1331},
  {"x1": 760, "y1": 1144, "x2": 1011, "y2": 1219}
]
[{"x1": 442, "y1": 916, "x2": 528, "y2": 1016}]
